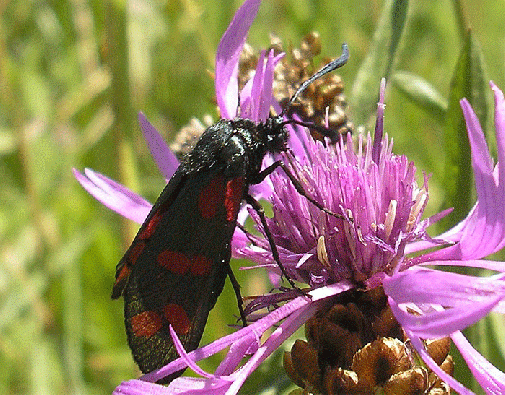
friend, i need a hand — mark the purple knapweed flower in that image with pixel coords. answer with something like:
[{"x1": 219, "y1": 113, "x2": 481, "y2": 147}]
[{"x1": 229, "y1": 78, "x2": 505, "y2": 394}]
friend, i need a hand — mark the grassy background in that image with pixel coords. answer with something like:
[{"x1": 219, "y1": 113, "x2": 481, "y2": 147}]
[{"x1": 1, "y1": 0, "x2": 505, "y2": 393}]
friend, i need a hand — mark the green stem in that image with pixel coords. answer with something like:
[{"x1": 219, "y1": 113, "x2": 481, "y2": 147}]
[{"x1": 105, "y1": 0, "x2": 139, "y2": 243}]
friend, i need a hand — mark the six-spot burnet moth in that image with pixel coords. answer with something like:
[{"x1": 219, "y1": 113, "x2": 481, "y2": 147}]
[{"x1": 112, "y1": 39, "x2": 349, "y2": 383}]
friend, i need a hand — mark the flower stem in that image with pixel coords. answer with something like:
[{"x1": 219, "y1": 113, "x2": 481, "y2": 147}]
[{"x1": 105, "y1": 0, "x2": 139, "y2": 243}]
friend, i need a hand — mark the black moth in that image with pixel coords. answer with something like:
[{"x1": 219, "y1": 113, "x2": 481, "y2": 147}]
[{"x1": 113, "y1": 44, "x2": 349, "y2": 383}]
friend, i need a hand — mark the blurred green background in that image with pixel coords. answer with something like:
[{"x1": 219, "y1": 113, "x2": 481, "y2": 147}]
[{"x1": 1, "y1": 0, "x2": 505, "y2": 393}]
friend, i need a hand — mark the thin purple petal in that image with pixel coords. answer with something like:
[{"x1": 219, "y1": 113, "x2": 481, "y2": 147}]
[
  {"x1": 490, "y1": 81, "x2": 505, "y2": 190},
  {"x1": 169, "y1": 326, "x2": 213, "y2": 379},
  {"x1": 215, "y1": 0, "x2": 261, "y2": 119},
  {"x1": 239, "y1": 50, "x2": 284, "y2": 122},
  {"x1": 408, "y1": 334, "x2": 474, "y2": 395},
  {"x1": 73, "y1": 168, "x2": 151, "y2": 223},
  {"x1": 257, "y1": 52, "x2": 284, "y2": 120},
  {"x1": 113, "y1": 379, "x2": 171, "y2": 395},
  {"x1": 414, "y1": 86, "x2": 505, "y2": 263},
  {"x1": 461, "y1": 99, "x2": 499, "y2": 258},
  {"x1": 225, "y1": 301, "x2": 321, "y2": 394},
  {"x1": 372, "y1": 78, "x2": 386, "y2": 164},
  {"x1": 452, "y1": 331, "x2": 505, "y2": 394},
  {"x1": 247, "y1": 50, "x2": 267, "y2": 121},
  {"x1": 168, "y1": 377, "x2": 232, "y2": 394},
  {"x1": 114, "y1": 376, "x2": 233, "y2": 395},
  {"x1": 421, "y1": 259, "x2": 505, "y2": 272},
  {"x1": 388, "y1": 295, "x2": 501, "y2": 338},
  {"x1": 138, "y1": 112, "x2": 180, "y2": 180},
  {"x1": 249, "y1": 50, "x2": 281, "y2": 121},
  {"x1": 214, "y1": 336, "x2": 258, "y2": 377},
  {"x1": 461, "y1": 98, "x2": 494, "y2": 188},
  {"x1": 383, "y1": 268, "x2": 505, "y2": 306}
]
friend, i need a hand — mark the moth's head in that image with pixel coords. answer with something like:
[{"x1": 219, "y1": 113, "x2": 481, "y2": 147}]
[{"x1": 262, "y1": 115, "x2": 289, "y2": 153}]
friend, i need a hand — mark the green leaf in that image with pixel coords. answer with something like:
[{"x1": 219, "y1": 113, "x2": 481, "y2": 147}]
[
  {"x1": 440, "y1": 31, "x2": 488, "y2": 229},
  {"x1": 350, "y1": 0, "x2": 409, "y2": 126},
  {"x1": 392, "y1": 71, "x2": 448, "y2": 122}
]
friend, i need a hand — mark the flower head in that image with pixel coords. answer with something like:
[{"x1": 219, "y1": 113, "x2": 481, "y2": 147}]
[
  {"x1": 235, "y1": 80, "x2": 431, "y2": 289},
  {"x1": 232, "y1": 78, "x2": 505, "y2": 393},
  {"x1": 229, "y1": 76, "x2": 505, "y2": 393}
]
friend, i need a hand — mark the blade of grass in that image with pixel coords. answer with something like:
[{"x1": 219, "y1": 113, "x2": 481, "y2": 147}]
[{"x1": 350, "y1": 0, "x2": 409, "y2": 126}]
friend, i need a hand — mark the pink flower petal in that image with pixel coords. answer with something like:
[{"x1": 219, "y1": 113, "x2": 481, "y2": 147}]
[
  {"x1": 214, "y1": 334, "x2": 259, "y2": 376},
  {"x1": 452, "y1": 330, "x2": 505, "y2": 394},
  {"x1": 238, "y1": 50, "x2": 284, "y2": 122},
  {"x1": 490, "y1": 81, "x2": 505, "y2": 189},
  {"x1": 248, "y1": 49, "x2": 281, "y2": 121},
  {"x1": 225, "y1": 301, "x2": 320, "y2": 394},
  {"x1": 138, "y1": 113, "x2": 179, "y2": 180},
  {"x1": 407, "y1": 334, "x2": 474, "y2": 395},
  {"x1": 113, "y1": 379, "x2": 170, "y2": 395},
  {"x1": 169, "y1": 326, "x2": 213, "y2": 379},
  {"x1": 384, "y1": 268, "x2": 505, "y2": 306},
  {"x1": 415, "y1": 85, "x2": 505, "y2": 263},
  {"x1": 168, "y1": 376, "x2": 232, "y2": 394},
  {"x1": 73, "y1": 168, "x2": 151, "y2": 223},
  {"x1": 215, "y1": 0, "x2": 261, "y2": 119},
  {"x1": 422, "y1": 258, "x2": 505, "y2": 272},
  {"x1": 388, "y1": 295, "x2": 501, "y2": 338},
  {"x1": 114, "y1": 376, "x2": 232, "y2": 395}
]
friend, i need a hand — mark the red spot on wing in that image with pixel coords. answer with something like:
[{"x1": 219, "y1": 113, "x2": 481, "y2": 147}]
[
  {"x1": 114, "y1": 264, "x2": 131, "y2": 288},
  {"x1": 198, "y1": 176, "x2": 226, "y2": 219},
  {"x1": 130, "y1": 310, "x2": 163, "y2": 338},
  {"x1": 128, "y1": 241, "x2": 146, "y2": 265},
  {"x1": 164, "y1": 303, "x2": 191, "y2": 336},
  {"x1": 225, "y1": 177, "x2": 245, "y2": 221},
  {"x1": 191, "y1": 255, "x2": 213, "y2": 276},
  {"x1": 113, "y1": 241, "x2": 146, "y2": 295},
  {"x1": 157, "y1": 250, "x2": 191, "y2": 275},
  {"x1": 139, "y1": 211, "x2": 163, "y2": 240}
]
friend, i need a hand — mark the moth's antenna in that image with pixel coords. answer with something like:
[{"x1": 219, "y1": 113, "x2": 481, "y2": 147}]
[{"x1": 281, "y1": 43, "x2": 349, "y2": 116}]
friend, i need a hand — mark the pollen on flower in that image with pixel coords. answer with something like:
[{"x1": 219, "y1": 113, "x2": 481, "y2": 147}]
[
  {"x1": 407, "y1": 187, "x2": 428, "y2": 231},
  {"x1": 317, "y1": 235, "x2": 330, "y2": 268},
  {"x1": 384, "y1": 200, "x2": 397, "y2": 239}
]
